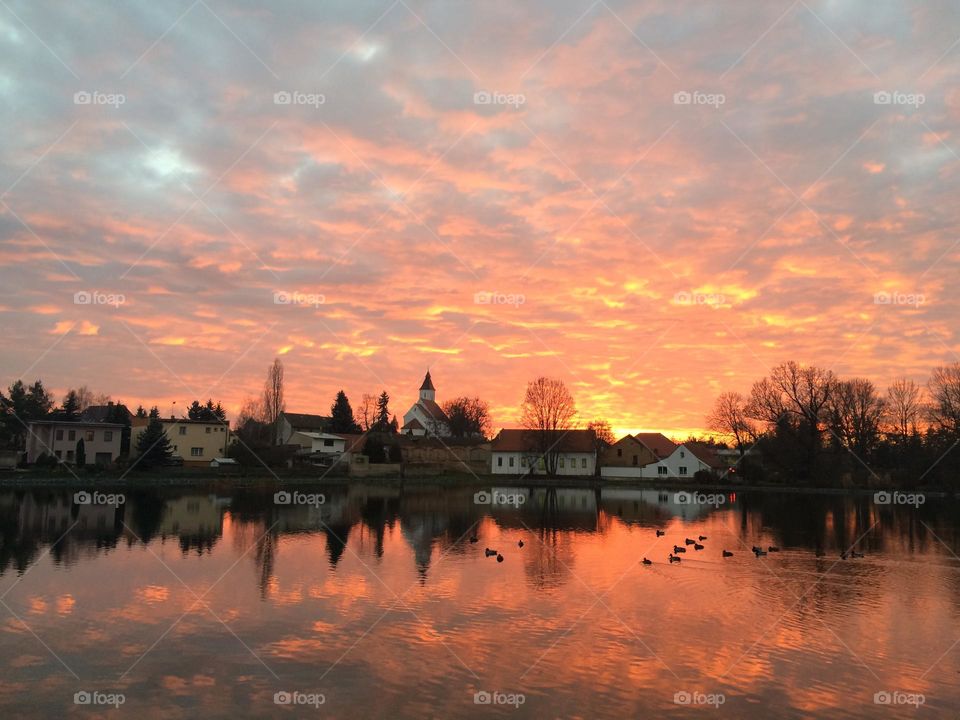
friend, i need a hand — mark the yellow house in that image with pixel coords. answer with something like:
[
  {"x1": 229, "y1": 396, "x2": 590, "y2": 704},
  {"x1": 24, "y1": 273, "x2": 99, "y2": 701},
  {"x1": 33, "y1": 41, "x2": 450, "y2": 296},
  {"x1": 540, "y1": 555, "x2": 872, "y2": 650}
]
[{"x1": 130, "y1": 418, "x2": 230, "y2": 467}]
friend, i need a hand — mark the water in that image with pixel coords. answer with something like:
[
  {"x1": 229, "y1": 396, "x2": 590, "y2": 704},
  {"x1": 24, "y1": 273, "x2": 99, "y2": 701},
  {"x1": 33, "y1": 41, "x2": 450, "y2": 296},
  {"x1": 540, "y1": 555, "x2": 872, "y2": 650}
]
[{"x1": 1, "y1": 482, "x2": 958, "y2": 718}]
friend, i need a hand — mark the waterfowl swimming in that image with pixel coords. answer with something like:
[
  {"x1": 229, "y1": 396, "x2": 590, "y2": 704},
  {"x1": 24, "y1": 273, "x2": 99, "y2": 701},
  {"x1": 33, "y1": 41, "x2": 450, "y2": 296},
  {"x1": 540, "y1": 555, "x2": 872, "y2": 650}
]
[
  {"x1": 722, "y1": 550, "x2": 734, "y2": 557},
  {"x1": 694, "y1": 543, "x2": 705, "y2": 550},
  {"x1": 668, "y1": 554, "x2": 681, "y2": 563},
  {"x1": 685, "y1": 538, "x2": 696, "y2": 545},
  {"x1": 642, "y1": 557, "x2": 652, "y2": 565},
  {"x1": 469, "y1": 537, "x2": 479, "y2": 543},
  {"x1": 754, "y1": 548, "x2": 768, "y2": 557},
  {"x1": 656, "y1": 530, "x2": 665, "y2": 537},
  {"x1": 673, "y1": 545, "x2": 686, "y2": 553},
  {"x1": 751, "y1": 546, "x2": 761, "y2": 553},
  {"x1": 850, "y1": 551, "x2": 864, "y2": 558},
  {"x1": 485, "y1": 548, "x2": 497, "y2": 557},
  {"x1": 496, "y1": 554, "x2": 504, "y2": 563},
  {"x1": 698, "y1": 535, "x2": 708, "y2": 541},
  {"x1": 768, "y1": 546, "x2": 780, "y2": 552},
  {"x1": 518, "y1": 540, "x2": 524, "y2": 548}
]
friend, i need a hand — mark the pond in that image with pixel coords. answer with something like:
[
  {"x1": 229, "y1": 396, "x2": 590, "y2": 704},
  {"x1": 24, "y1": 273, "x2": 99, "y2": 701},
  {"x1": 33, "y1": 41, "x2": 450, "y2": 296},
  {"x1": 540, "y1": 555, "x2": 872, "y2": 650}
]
[{"x1": 0, "y1": 482, "x2": 957, "y2": 718}]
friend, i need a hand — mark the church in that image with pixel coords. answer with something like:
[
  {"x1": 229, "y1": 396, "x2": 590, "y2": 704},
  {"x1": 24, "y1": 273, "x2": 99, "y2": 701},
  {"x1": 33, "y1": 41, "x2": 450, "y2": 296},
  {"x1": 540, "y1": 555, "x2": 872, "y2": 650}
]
[{"x1": 401, "y1": 371, "x2": 451, "y2": 437}]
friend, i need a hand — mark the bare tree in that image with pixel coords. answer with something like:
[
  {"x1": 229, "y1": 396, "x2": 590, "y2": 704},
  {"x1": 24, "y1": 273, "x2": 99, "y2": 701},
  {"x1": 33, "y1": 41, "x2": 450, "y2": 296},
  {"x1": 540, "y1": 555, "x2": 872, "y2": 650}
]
[
  {"x1": 586, "y1": 419, "x2": 614, "y2": 476},
  {"x1": 885, "y1": 378, "x2": 922, "y2": 438},
  {"x1": 928, "y1": 363, "x2": 960, "y2": 436},
  {"x1": 828, "y1": 378, "x2": 885, "y2": 460},
  {"x1": 521, "y1": 377, "x2": 577, "y2": 476},
  {"x1": 262, "y1": 358, "x2": 285, "y2": 444},
  {"x1": 358, "y1": 393, "x2": 376, "y2": 432},
  {"x1": 706, "y1": 391, "x2": 756, "y2": 455}
]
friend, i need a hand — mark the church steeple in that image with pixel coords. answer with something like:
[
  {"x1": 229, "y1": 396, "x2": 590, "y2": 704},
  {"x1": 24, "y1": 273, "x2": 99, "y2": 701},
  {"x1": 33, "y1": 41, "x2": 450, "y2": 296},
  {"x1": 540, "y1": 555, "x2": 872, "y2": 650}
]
[{"x1": 419, "y1": 370, "x2": 436, "y2": 401}]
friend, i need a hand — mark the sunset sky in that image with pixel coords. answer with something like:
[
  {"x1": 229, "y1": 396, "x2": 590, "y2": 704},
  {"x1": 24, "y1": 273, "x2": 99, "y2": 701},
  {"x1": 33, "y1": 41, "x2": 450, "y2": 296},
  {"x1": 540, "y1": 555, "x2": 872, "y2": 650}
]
[{"x1": 1, "y1": 0, "x2": 958, "y2": 437}]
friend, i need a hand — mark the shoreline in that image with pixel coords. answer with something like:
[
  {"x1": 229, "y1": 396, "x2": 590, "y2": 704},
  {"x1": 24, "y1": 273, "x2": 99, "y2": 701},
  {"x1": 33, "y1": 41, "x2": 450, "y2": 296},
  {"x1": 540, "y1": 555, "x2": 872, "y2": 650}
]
[{"x1": 0, "y1": 471, "x2": 954, "y2": 498}]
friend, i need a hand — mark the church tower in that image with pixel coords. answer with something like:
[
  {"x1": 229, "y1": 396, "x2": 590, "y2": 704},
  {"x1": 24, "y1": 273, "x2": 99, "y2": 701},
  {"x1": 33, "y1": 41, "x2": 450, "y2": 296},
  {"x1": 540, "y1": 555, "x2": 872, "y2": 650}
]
[{"x1": 419, "y1": 370, "x2": 436, "y2": 402}]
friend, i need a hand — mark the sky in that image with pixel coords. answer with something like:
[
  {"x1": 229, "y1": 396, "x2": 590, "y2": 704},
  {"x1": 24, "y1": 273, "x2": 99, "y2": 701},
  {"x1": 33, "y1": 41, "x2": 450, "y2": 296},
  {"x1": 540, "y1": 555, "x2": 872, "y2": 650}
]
[{"x1": 1, "y1": 0, "x2": 958, "y2": 438}]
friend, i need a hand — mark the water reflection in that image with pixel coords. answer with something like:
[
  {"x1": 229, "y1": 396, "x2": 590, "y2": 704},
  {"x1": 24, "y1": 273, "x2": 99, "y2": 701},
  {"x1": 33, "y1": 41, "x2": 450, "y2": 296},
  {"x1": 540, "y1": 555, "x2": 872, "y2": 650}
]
[{"x1": 1, "y1": 482, "x2": 959, "y2": 718}]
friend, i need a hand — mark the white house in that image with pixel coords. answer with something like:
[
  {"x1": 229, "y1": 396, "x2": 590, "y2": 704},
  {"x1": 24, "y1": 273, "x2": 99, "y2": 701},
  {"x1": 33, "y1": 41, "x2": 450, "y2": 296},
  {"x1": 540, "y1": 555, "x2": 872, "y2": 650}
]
[
  {"x1": 640, "y1": 442, "x2": 720, "y2": 478},
  {"x1": 490, "y1": 429, "x2": 596, "y2": 476},
  {"x1": 26, "y1": 420, "x2": 124, "y2": 466},
  {"x1": 401, "y1": 371, "x2": 451, "y2": 437},
  {"x1": 290, "y1": 432, "x2": 347, "y2": 456}
]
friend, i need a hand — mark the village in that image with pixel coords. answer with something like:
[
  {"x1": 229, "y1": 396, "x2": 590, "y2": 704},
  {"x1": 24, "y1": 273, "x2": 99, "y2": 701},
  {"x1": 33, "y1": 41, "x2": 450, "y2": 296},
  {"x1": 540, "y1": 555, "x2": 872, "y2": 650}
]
[{"x1": 6, "y1": 368, "x2": 734, "y2": 481}]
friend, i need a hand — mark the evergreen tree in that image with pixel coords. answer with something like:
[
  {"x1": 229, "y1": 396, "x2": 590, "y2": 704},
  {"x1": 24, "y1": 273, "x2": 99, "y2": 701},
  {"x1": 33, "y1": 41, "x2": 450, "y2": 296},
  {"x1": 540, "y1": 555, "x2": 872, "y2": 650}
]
[
  {"x1": 135, "y1": 405, "x2": 147, "y2": 418},
  {"x1": 329, "y1": 391, "x2": 361, "y2": 433},
  {"x1": 75, "y1": 438, "x2": 86, "y2": 467},
  {"x1": 374, "y1": 391, "x2": 391, "y2": 432},
  {"x1": 187, "y1": 399, "x2": 226, "y2": 422},
  {"x1": 133, "y1": 407, "x2": 174, "y2": 470},
  {"x1": 105, "y1": 402, "x2": 133, "y2": 455},
  {"x1": 61, "y1": 390, "x2": 81, "y2": 420}
]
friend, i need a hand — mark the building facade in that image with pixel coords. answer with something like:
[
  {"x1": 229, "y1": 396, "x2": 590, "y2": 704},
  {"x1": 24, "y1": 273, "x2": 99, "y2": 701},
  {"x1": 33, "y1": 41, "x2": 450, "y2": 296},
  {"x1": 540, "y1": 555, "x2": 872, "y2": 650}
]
[
  {"x1": 490, "y1": 429, "x2": 596, "y2": 476},
  {"x1": 26, "y1": 421, "x2": 125, "y2": 466},
  {"x1": 401, "y1": 371, "x2": 451, "y2": 437},
  {"x1": 130, "y1": 418, "x2": 231, "y2": 467}
]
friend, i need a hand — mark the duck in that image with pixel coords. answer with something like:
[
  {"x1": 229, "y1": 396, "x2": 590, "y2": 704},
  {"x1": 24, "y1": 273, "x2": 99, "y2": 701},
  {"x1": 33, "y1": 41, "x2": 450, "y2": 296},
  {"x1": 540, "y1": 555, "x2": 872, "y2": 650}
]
[
  {"x1": 751, "y1": 546, "x2": 762, "y2": 553},
  {"x1": 673, "y1": 545, "x2": 686, "y2": 553},
  {"x1": 484, "y1": 548, "x2": 497, "y2": 557},
  {"x1": 656, "y1": 530, "x2": 665, "y2": 537},
  {"x1": 668, "y1": 554, "x2": 681, "y2": 563},
  {"x1": 768, "y1": 546, "x2": 780, "y2": 552},
  {"x1": 518, "y1": 540, "x2": 524, "y2": 548},
  {"x1": 722, "y1": 550, "x2": 734, "y2": 557},
  {"x1": 840, "y1": 551, "x2": 848, "y2": 560},
  {"x1": 496, "y1": 554, "x2": 504, "y2": 563},
  {"x1": 642, "y1": 557, "x2": 652, "y2": 565},
  {"x1": 469, "y1": 536, "x2": 479, "y2": 543},
  {"x1": 754, "y1": 548, "x2": 768, "y2": 557},
  {"x1": 694, "y1": 543, "x2": 705, "y2": 551},
  {"x1": 685, "y1": 538, "x2": 696, "y2": 545},
  {"x1": 698, "y1": 535, "x2": 708, "y2": 541},
  {"x1": 850, "y1": 551, "x2": 864, "y2": 558}
]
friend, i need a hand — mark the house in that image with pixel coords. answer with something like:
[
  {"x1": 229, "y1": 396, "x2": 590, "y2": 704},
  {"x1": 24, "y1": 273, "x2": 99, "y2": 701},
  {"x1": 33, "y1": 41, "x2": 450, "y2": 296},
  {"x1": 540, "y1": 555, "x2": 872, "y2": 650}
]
[
  {"x1": 289, "y1": 432, "x2": 348, "y2": 464},
  {"x1": 401, "y1": 371, "x2": 451, "y2": 437},
  {"x1": 25, "y1": 420, "x2": 124, "y2": 466},
  {"x1": 210, "y1": 457, "x2": 239, "y2": 469},
  {"x1": 490, "y1": 428, "x2": 596, "y2": 476},
  {"x1": 130, "y1": 417, "x2": 230, "y2": 467},
  {"x1": 600, "y1": 433, "x2": 677, "y2": 478},
  {"x1": 276, "y1": 412, "x2": 331, "y2": 445},
  {"x1": 640, "y1": 442, "x2": 719, "y2": 479}
]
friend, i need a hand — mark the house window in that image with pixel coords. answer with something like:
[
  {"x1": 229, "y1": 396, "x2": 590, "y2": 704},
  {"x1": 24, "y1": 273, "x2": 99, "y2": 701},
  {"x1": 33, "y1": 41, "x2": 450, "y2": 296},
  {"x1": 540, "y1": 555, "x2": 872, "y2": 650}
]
[
  {"x1": 581, "y1": 458, "x2": 587, "y2": 469},
  {"x1": 679, "y1": 466, "x2": 688, "y2": 476},
  {"x1": 179, "y1": 426, "x2": 187, "y2": 435},
  {"x1": 205, "y1": 427, "x2": 211, "y2": 434},
  {"x1": 559, "y1": 457, "x2": 565, "y2": 468},
  {"x1": 56, "y1": 429, "x2": 63, "y2": 441},
  {"x1": 104, "y1": 431, "x2": 113, "y2": 442},
  {"x1": 617, "y1": 448, "x2": 622, "y2": 457},
  {"x1": 632, "y1": 455, "x2": 638, "y2": 466},
  {"x1": 191, "y1": 447, "x2": 203, "y2": 457},
  {"x1": 537, "y1": 458, "x2": 545, "y2": 470},
  {"x1": 658, "y1": 466, "x2": 667, "y2": 475},
  {"x1": 67, "y1": 450, "x2": 74, "y2": 461},
  {"x1": 55, "y1": 450, "x2": 62, "y2": 459},
  {"x1": 521, "y1": 457, "x2": 527, "y2": 467},
  {"x1": 86, "y1": 430, "x2": 95, "y2": 441},
  {"x1": 509, "y1": 457, "x2": 514, "y2": 467},
  {"x1": 680, "y1": 451, "x2": 685, "y2": 458},
  {"x1": 497, "y1": 456, "x2": 503, "y2": 467},
  {"x1": 68, "y1": 430, "x2": 76, "y2": 441},
  {"x1": 324, "y1": 439, "x2": 334, "y2": 447}
]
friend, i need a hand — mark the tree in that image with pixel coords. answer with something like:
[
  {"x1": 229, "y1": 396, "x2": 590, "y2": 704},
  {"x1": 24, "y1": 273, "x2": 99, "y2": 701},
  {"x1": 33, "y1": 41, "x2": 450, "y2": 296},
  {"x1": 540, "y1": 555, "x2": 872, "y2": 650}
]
[
  {"x1": 358, "y1": 394, "x2": 376, "y2": 431},
  {"x1": 187, "y1": 399, "x2": 226, "y2": 422},
  {"x1": 1, "y1": 379, "x2": 54, "y2": 450},
  {"x1": 262, "y1": 358, "x2": 285, "y2": 444},
  {"x1": 133, "y1": 407, "x2": 174, "y2": 470},
  {"x1": 707, "y1": 392, "x2": 756, "y2": 456},
  {"x1": 520, "y1": 377, "x2": 578, "y2": 476},
  {"x1": 329, "y1": 391, "x2": 361, "y2": 433},
  {"x1": 135, "y1": 405, "x2": 147, "y2": 418},
  {"x1": 586, "y1": 419, "x2": 615, "y2": 476},
  {"x1": 72, "y1": 385, "x2": 94, "y2": 412},
  {"x1": 442, "y1": 397, "x2": 492, "y2": 439},
  {"x1": 927, "y1": 363, "x2": 960, "y2": 437},
  {"x1": 75, "y1": 438, "x2": 86, "y2": 467},
  {"x1": 374, "y1": 391, "x2": 392, "y2": 432},
  {"x1": 61, "y1": 390, "x2": 81, "y2": 420},
  {"x1": 105, "y1": 401, "x2": 133, "y2": 456},
  {"x1": 885, "y1": 378, "x2": 923, "y2": 439},
  {"x1": 827, "y1": 378, "x2": 885, "y2": 461}
]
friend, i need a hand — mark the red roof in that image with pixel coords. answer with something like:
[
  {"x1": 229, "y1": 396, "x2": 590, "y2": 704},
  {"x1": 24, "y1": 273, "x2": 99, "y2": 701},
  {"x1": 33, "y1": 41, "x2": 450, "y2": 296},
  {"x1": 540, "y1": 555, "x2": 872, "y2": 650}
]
[
  {"x1": 402, "y1": 418, "x2": 425, "y2": 430},
  {"x1": 417, "y1": 398, "x2": 449, "y2": 422},
  {"x1": 492, "y1": 428, "x2": 596, "y2": 453},
  {"x1": 684, "y1": 441, "x2": 722, "y2": 469},
  {"x1": 633, "y1": 432, "x2": 676, "y2": 459}
]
